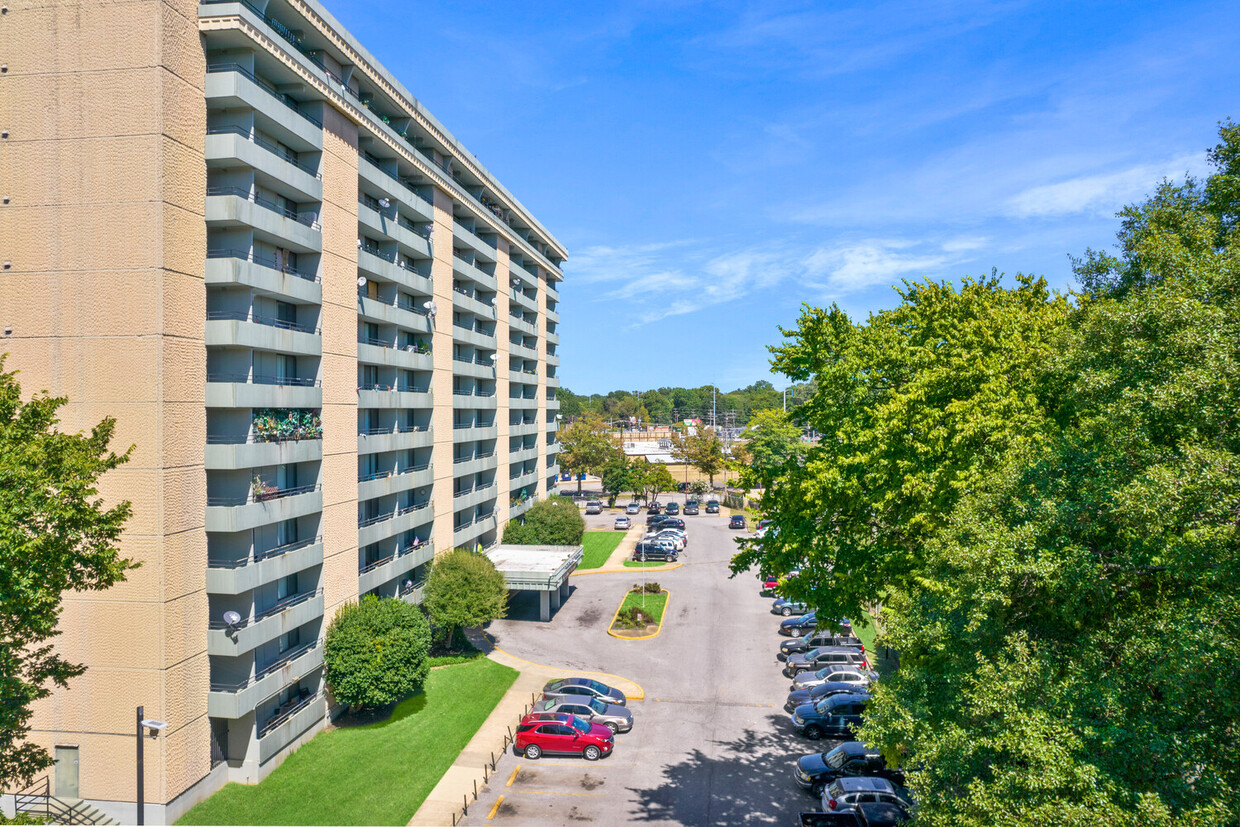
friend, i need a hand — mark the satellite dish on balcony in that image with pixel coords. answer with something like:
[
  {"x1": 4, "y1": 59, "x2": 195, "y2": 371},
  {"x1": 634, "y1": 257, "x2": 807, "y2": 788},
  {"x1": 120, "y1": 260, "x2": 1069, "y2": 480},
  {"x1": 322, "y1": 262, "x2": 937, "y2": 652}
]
[
  {"x1": 423, "y1": 300, "x2": 438, "y2": 316},
  {"x1": 402, "y1": 579, "x2": 413, "y2": 591},
  {"x1": 379, "y1": 197, "x2": 391, "y2": 208},
  {"x1": 358, "y1": 277, "x2": 367, "y2": 287},
  {"x1": 223, "y1": 610, "x2": 242, "y2": 628}
]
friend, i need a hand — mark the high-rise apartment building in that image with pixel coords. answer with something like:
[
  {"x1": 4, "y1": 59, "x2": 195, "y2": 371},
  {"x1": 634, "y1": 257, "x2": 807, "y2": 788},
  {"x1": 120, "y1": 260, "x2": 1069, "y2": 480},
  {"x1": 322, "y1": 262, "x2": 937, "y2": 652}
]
[{"x1": 0, "y1": 0, "x2": 564, "y2": 820}]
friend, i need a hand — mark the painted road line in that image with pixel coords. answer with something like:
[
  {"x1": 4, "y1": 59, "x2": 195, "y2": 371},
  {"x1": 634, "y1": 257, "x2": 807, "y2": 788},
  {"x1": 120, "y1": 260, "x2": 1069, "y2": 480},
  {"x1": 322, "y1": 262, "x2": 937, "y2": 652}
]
[
  {"x1": 487, "y1": 795, "x2": 505, "y2": 820},
  {"x1": 506, "y1": 765, "x2": 520, "y2": 787}
]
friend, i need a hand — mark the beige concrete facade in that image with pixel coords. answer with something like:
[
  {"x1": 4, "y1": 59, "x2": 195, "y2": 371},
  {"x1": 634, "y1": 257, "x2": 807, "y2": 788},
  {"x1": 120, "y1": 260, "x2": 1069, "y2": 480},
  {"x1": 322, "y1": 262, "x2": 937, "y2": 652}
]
[{"x1": 1, "y1": 0, "x2": 564, "y2": 821}]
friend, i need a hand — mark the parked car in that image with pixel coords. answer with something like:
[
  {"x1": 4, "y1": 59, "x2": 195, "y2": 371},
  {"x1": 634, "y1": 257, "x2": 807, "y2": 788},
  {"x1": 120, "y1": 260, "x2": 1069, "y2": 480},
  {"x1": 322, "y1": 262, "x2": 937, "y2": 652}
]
[
  {"x1": 515, "y1": 713, "x2": 614, "y2": 760},
  {"x1": 794, "y1": 742, "x2": 905, "y2": 796},
  {"x1": 543, "y1": 677, "x2": 627, "y2": 706},
  {"x1": 705, "y1": 500, "x2": 721, "y2": 513},
  {"x1": 761, "y1": 576, "x2": 780, "y2": 596},
  {"x1": 646, "y1": 531, "x2": 685, "y2": 550},
  {"x1": 633, "y1": 540, "x2": 679, "y2": 562},
  {"x1": 585, "y1": 500, "x2": 603, "y2": 515},
  {"x1": 780, "y1": 611, "x2": 818, "y2": 637},
  {"x1": 729, "y1": 514, "x2": 747, "y2": 529},
  {"x1": 646, "y1": 513, "x2": 666, "y2": 526},
  {"x1": 682, "y1": 501, "x2": 700, "y2": 515},
  {"x1": 664, "y1": 501, "x2": 680, "y2": 515},
  {"x1": 799, "y1": 802, "x2": 910, "y2": 827},
  {"x1": 626, "y1": 502, "x2": 642, "y2": 514},
  {"x1": 780, "y1": 633, "x2": 864, "y2": 660},
  {"x1": 529, "y1": 697, "x2": 633, "y2": 734},
  {"x1": 653, "y1": 517, "x2": 686, "y2": 531},
  {"x1": 785, "y1": 680, "x2": 867, "y2": 713},
  {"x1": 646, "y1": 502, "x2": 662, "y2": 514},
  {"x1": 821, "y1": 777, "x2": 913, "y2": 816},
  {"x1": 791, "y1": 691, "x2": 870, "y2": 740},
  {"x1": 783, "y1": 646, "x2": 870, "y2": 678},
  {"x1": 614, "y1": 516, "x2": 632, "y2": 530},
  {"x1": 791, "y1": 665, "x2": 877, "y2": 692},
  {"x1": 772, "y1": 598, "x2": 809, "y2": 617}
]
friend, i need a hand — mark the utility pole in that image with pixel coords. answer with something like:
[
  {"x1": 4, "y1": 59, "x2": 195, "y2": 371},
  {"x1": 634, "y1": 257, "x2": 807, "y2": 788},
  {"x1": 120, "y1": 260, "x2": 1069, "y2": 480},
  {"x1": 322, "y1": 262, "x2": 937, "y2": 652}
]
[
  {"x1": 711, "y1": 386, "x2": 716, "y2": 430},
  {"x1": 136, "y1": 706, "x2": 144, "y2": 826}
]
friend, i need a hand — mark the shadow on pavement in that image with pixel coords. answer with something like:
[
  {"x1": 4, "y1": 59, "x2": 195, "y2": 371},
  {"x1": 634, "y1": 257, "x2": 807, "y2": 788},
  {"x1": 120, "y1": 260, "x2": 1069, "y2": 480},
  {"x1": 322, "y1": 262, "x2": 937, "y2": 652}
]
[
  {"x1": 626, "y1": 712, "x2": 823, "y2": 825},
  {"x1": 496, "y1": 587, "x2": 578, "y2": 623}
]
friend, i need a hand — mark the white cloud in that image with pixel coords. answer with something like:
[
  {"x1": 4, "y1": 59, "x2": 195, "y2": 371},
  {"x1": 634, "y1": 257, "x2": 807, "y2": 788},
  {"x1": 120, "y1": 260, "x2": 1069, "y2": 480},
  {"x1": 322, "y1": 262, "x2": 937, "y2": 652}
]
[
  {"x1": 804, "y1": 237, "x2": 981, "y2": 297},
  {"x1": 1004, "y1": 153, "x2": 1208, "y2": 218}
]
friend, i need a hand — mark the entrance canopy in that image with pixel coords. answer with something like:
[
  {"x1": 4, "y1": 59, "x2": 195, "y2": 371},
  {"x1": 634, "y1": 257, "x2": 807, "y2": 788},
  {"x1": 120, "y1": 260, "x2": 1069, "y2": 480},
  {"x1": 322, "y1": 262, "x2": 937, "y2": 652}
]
[{"x1": 486, "y1": 544, "x2": 583, "y2": 621}]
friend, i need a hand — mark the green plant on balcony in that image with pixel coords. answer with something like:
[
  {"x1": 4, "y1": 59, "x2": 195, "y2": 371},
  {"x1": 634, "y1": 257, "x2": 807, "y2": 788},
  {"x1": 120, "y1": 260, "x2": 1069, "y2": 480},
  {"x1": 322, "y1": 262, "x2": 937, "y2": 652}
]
[
  {"x1": 251, "y1": 476, "x2": 279, "y2": 502},
  {"x1": 253, "y1": 409, "x2": 322, "y2": 442}
]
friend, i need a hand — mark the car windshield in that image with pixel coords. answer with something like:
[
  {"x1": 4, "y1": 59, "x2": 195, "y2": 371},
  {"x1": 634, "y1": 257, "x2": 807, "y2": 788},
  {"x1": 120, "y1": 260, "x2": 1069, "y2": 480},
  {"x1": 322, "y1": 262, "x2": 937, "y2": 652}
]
[
  {"x1": 823, "y1": 747, "x2": 848, "y2": 769},
  {"x1": 588, "y1": 680, "x2": 609, "y2": 693},
  {"x1": 569, "y1": 715, "x2": 590, "y2": 734},
  {"x1": 588, "y1": 698, "x2": 607, "y2": 713},
  {"x1": 804, "y1": 648, "x2": 821, "y2": 659},
  {"x1": 539, "y1": 699, "x2": 557, "y2": 711}
]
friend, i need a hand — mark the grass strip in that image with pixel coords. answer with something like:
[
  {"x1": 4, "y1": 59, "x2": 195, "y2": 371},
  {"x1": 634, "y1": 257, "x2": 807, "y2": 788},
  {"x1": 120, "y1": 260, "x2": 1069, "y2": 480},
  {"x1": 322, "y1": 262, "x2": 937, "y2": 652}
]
[
  {"x1": 578, "y1": 530, "x2": 627, "y2": 569},
  {"x1": 614, "y1": 589, "x2": 668, "y2": 626},
  {"x1": 177, "y1": 658, "x2": 518, "y2": 826}
]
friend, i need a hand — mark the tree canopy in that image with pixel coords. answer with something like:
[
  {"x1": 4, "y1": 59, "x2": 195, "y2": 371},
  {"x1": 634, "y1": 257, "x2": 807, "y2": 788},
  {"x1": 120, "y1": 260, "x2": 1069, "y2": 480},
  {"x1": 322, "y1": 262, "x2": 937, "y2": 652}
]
[
  {"x1": 324, "y1": 595, "x2": 432, "y2": 709},
  {"x1": 670, "y1": 427, "x2": 727, "y2": 485},
  {"x1": 0, "y1": 357, "x2": 135, "y2": 788},
  {"x1": 559, "y1": 380, "x2": 802, "y2": 426},
  {"x1": 737, "y1": 408, "x2": 806, "y2": 490},
  {"x1": 501, "y1": 496, "x2": 586, "y2": 546},
  {"x1": 421, "y1": 549, "x2": 508, "y2": 647},
  {"x1": 735, "y1": 120, "x2": 1240, "y2": 826},
  {"x1": 556, "y1": 414, "x2": 619, "y2": 493}
]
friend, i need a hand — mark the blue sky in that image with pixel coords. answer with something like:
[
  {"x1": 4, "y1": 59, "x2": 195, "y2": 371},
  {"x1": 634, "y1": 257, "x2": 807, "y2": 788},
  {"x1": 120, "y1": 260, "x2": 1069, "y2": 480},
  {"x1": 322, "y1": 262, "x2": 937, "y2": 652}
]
[{"x1": 329, "y1": 0, "x2": 1240, "y2": 395}]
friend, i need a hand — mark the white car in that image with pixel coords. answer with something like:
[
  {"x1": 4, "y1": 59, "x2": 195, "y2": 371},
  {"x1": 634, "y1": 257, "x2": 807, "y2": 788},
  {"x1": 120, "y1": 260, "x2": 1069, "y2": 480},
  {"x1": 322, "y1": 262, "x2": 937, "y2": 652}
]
[
  {"x1": 646, "y1": 530, "x2": 686, "y2": 550},
  {"x1": 625, "y1": 502, "x2": 641, "y2": 514},
  {"x1": 614, "y1": 516, "x2": 632, "y2": 530},
  {"x1": 585, "y1": 500, "x2": 602, "y2": 515}
]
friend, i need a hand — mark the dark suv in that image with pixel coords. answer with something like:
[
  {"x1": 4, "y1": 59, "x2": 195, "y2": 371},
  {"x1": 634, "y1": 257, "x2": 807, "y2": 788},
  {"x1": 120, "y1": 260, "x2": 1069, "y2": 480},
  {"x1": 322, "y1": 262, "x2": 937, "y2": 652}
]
[
  {"x1": 633, "y1": 540, "x2": 678, "y2": 562},
  {"x1": 780, "y1": 632, "x2": 864, "y2": 660},
  {"x1": 682, "y1": 501, "x2": 700, "y2": 515},
  {"x1": 654, "y1": 517, "x2": 686, "y2": 531},
  {"x1": 791, "y1": 691, "x2": 870, "y2": 740},
  {"x1": 705, "y1": 500, "x2": 720, "y2": 513},
  {"x1": 794, "y1": 741, "x2": 905, "y2": 796},
  {"x1": 664, "y1": 501, "x2": 680, "y2": 515}
]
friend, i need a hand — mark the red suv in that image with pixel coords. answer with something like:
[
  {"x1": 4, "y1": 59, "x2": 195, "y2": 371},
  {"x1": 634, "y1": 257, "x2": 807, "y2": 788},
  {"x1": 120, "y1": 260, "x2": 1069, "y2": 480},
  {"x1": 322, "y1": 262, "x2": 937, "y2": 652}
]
[{"x1": 515, "y1": 713, "x2": 614, "y2": 760}]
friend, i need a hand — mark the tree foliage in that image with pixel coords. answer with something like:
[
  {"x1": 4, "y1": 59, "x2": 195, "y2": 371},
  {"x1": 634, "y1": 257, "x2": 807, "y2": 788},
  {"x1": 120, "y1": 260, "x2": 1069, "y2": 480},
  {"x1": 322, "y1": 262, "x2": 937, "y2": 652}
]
[
  {"x1": 502, "y1": 496, "x2": 586, "y2": 546},
  {"x1": 630, "y1": 459, "x2": 676, "y2": 502},
  {"x1": 324, "y1": 595, "x2": 432, "y2": 709},
  {"x1": 421, "y1": 549, "x2": 508, "y2": 648},
  {"x1": 735, "y1": 121, "x2": 1240, "y2": 825},
  {"x1": 670, "y1": 427, "x2": 727, "y2": 485},
  {"x1": 556, "y1": 414, "x2": 618, "y2": 493},
  {"x1": 600, "y1": 454, "x2": 634, "y2": 506},
  {"x1": 738, "y1": 408, "x2": 805, "y2": 490},
  {"x1": 560, "y1": 380, "x2": 804, "y2": 426},
  {"x1": 0, "y1": 357, "x2": 134, "y2": 787}
]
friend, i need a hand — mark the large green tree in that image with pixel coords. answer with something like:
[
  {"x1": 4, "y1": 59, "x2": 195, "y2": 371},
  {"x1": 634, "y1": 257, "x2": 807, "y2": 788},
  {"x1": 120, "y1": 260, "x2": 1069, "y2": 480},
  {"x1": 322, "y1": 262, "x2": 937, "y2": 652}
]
[
  {"x1": 0, "y1": 358, "x2": 135, "y2": 787},
  {"x1": 324, "y1": 595, "x2": 432, "y2": 709},
  {"x1": 501, "y1": 495, "x2": 586, "y2": 545},
  {"x1": 738, "y1": 408, "x2": 805, "y2": 490},
  {"x1": 670, "y1": 427, "x2": 727, "y2": 486},
  {"x1": 599, "y1": 454, "x2": 634, "y2": 507},
  {"x1": 557, "y1": 414, "x2": 618, "y2": 494},
  {"x1": 422, "y1": 549, "x2": 508, "y2": 648}
]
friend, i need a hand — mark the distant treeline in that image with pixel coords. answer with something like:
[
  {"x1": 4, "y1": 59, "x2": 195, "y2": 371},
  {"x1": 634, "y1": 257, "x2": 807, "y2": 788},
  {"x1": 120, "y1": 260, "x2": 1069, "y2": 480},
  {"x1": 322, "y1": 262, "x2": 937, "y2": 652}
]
[{"x1": 557, "y1": 380, "x2": 813, "y2": 425}]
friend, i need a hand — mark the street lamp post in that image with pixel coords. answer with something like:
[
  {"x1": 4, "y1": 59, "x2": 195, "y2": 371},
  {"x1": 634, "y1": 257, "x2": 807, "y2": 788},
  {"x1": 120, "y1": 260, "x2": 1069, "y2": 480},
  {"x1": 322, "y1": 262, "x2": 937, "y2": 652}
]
[{"x1": 135, "y1": 708, "x2": 168, "y2": 825}]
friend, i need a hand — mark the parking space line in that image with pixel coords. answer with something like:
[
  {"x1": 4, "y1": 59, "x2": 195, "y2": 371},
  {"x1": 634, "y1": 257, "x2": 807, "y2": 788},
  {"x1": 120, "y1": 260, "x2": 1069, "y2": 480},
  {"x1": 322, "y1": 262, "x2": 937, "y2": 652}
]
[
  {"x1": 505, "y1": 765, "x2": 520, "y2": 787},
  {"x1": 487, "y1": 795, "x2": 504, "y2": 820}
]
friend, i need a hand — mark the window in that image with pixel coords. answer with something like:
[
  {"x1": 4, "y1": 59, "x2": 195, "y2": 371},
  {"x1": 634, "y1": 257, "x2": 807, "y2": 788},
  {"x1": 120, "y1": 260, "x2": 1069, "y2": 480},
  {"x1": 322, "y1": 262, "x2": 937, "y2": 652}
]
[
  {"x1": 276, "y1": 301, "x2": 297, "y2": 326},
  {"x1": 277, "y1": 573, "x2": 298, "y2": 601},
  {"x1": 277, "y1": 519, "x2": 298, "y2": 546},
  {"x1": 278, "y1": 628, "x2": 300, "y2": 653}
]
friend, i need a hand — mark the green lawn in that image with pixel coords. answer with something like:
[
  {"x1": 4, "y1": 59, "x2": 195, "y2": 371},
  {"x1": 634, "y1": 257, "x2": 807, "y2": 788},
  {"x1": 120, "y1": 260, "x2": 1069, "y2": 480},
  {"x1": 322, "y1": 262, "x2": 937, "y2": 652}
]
[
  {"x1": 854, "y1": 612, "x2": 899, "y2": 678},
  {"x1": 578, "y1": 530, "x2": 627, "y2": 569},
  {"x1": 623, "y1": 558, "x2": 677, "y2": 569},
  {"x1": 177, "y1": 658, "x2": 518, "y2": 826},
  {"x1": 615, "y1": 590, "x2": 668, "y2": 625}
]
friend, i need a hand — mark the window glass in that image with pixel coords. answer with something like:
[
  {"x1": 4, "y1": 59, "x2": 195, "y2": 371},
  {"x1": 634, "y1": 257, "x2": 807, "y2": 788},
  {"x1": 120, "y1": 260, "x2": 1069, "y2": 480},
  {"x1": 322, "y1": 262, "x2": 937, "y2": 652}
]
[
  {"x1": 588, "y1": 699, "x2": 606, "y2": 713},
  {"x1": 823, "y1": 748, "x2": 847, "y2": 770}
]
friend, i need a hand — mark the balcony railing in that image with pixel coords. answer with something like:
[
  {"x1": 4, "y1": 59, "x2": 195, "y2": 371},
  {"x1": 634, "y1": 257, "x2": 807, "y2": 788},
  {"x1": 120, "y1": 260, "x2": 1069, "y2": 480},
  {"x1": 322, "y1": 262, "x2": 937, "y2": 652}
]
[
  {"x1": 209, "y1": 640, "x2": 320, "y2": 692},
  {"x1": 207, "y1": 373, "x2": 320, "y2": 388},
  {"x1": 452, "y1": 422, "x2": 495, "y2": 430},
  {"x1": 359, "y1": 336, "x2": 430, "y2": 355},
  {"x1": 206, "y1": 124, "x2": 322, "y2": 179},
  {"x1": 452, "y1": 389, "x2": 497, "y2": 398},
  {"x1": 208, "y1": 587, "x2": 324, "y2": 631},
  {"x1": 357, "y1": 501, "x2": 430, "y2": 528},
  {"x1": 207, "y1": 185, "x2": 322, "y2": 230},
  {"x1": 258, "y1": 689, "x2": 322, "y2": 738},
  {"x1": 206, "y1": 309, "x2": 320, "y2": 335},
  {"x1": 359, "y1": 538, "x2": 430, "y2": 574},
  {"x1": 207, "y1": 248, "x2": 319, "y2": 282},
  {"x1": 360, "y1": 424, "x2": 430, "y2": 436},
  {"x1": 454, "y1": 483, "x2": 495, "y2": 499},
  {"x1": 206, "y1": 482, "x2": 320, "y2": 507},
  {"x1": 207, "y1": 536, "x2": 321, "y2": 569},
  {"x1": 205, "y1": 63, "x2": 322, "y2": 127},
  {"x1": 358, "y1": 462, "x2": 430, "y2": 483}
]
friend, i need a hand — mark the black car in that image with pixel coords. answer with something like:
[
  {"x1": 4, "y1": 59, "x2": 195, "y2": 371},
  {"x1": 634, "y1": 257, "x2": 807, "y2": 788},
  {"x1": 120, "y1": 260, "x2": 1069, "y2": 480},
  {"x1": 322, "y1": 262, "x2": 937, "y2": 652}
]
[
  {"x1": 705, "y1": 500, "x2": 720, "y2": 514},
  {"x1": 780, "y1": 632, "x2": 864, "y2": 660},
  {"x1": 646, "y1": 513, "x2": 666, "y2": 526},
  {"x1": 779, "y1": 611, "x2": 817, "y2": 637},
  {"x1": 784, "y1": 681, "x2": 864, "y2": 713},
  {"x1": 799, "y1": 802, "x2": 909, "y2": 827},
  {"x1": 664, "y1": 501, "x2": 680, "y2": 515},
  {"x1": 790, "y1": 691, "x2": 870, "y2": 740},
  {"x1": 793, "y1": 742, "x2": 905, "y2": 796},
  {"x1": 729, "y1": 514, "x2": 747, "y2": 529},
  {"x1": 633, "y1": 541, "x2": 678, "y2": 562},
  {"x1": 682, "y1": 501, "x2": 700, "y2": 515},
  {"x1": 653, "y1": 517, "x2": 686, "y2": 531},
  {"x1": 646, "y1": 502, "x2": 662, "y2": 514}
]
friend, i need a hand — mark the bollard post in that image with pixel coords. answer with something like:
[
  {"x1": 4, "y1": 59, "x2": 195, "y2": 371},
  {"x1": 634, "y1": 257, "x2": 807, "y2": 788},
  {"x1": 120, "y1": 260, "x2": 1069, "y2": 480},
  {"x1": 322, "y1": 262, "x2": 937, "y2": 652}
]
[
  {"x1": 463, "y1": 794, "x2": 468, "y2": 816},
  {"x1": 474, "y1": 779, "x2": 478, "y2": 800}
]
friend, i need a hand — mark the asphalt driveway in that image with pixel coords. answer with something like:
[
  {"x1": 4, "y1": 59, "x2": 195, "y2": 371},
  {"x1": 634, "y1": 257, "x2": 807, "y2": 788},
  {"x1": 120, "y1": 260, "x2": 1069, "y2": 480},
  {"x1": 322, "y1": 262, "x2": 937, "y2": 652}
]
[{"x1": 462, "y1": 509, "x2": 826, "y2": 826}]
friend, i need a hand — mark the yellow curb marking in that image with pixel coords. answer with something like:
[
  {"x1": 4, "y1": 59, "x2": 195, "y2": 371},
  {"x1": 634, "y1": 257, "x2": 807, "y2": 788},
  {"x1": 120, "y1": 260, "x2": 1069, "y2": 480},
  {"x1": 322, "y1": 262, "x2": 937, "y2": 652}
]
[
  {"x1": 505, "y1": 766, "x2": 520, "y2": 787},
  {"x1": 606, "y1": 589, "x2": 670, "y2": 641},
  {"x1": 572, "y1": 561, "x2": 683, "y2": 576},
  {"x1": 487, "y1": 795, "x2": 504, "y2": 820},
  {"x1": 481, "y1": 632, "x2": 646, "y2": 700}
]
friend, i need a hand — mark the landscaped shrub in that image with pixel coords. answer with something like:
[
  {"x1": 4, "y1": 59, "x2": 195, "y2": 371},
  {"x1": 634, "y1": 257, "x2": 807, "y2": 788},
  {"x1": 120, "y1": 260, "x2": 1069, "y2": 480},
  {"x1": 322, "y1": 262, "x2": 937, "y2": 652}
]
[
  {"x1": 630, "y1": 582, "x2": 661, "y2": 594},
  {"x1": 500, "y1": 495, "x2": 585, "y2": 545},
  {"x1": 422, "y1": 548, "x2": 508, "y2": 647},
  {"x1": 252, "y1": 409, "x2": 321, "y2": 441},
  {"x1": 325, "y1": 595, "x2": 431, "y2": 710},
  {"x1": 613, "y1": 606, "x2": 655, "y2": 629}
]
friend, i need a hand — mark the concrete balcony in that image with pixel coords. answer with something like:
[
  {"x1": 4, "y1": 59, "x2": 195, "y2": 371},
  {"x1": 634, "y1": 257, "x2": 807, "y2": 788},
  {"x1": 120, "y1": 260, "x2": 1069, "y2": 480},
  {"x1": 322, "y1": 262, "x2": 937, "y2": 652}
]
[
  {"x1": 546, "y1": 352, "x2": 560, "y2": 367},
  {"x1": 452, "y1": 453, "x2": 496, "y2": 478},
  {"x1": 357, "y1": 249, "x2": 432, "y2": 294},
  {"x1": 452, "y1": 325, "x2": 496, "y2": 350},
  {"x1": 546, "y1": 330, "x2": 560, "y2": 345},
  {"x1": 545, "y1": 283, "x2": 561, "y2": 302},
  {"x1": 357, "y1": 295, "x2": 434, "y2": 333},
  {"x1": 509, "y1": 370, "x2": 538, "y2": 387},
  {"x1": 510, "y1": 445, "x2": 538, "y2": 464},
  {"x1": 399, "y1": 583, "x2": 425, "y2": 605},
  {"x1": 510, "y1": 290, "x2": 537, "y2": 313},
  {"x1": 547, "y1": 397, "x2": 561, "y2": 410},
  {"x1": 358, "y1": 542, "x2": 435, "y2": 594},
  {"x1": 509, "y1": 396, "x2": 538, "y2": 410},
  {"x1": 510, "y1": 422, "x2": 539, "y2": 437},
  {"x1": 358, "y1": 203, "x2": 433, "y2": 259},
  {"x1": 453, "y1": 485, "x2": 496, "y2": 511},
  {"x1": 358, "y1": 157, "x2": 434, "y2": 222},
  {"x1": 205, "y1": 255, "x2": 321, "y2": 304},
  {"x1": 546, "y1": 441, "x2": 562, "y2": 455},
  {"x1": 204, "y1": 67, "x2": 323, "y2": 150},
  {"x1": 452, "y1": 290, "x2": 496, "y2": 319},
  {"x1": 357, "y1": 503, "x2": 433, "y2": 548},
  {"x1": 357, "y1": 465, "x2": 434, "y2": 501},
  {"x1": 258, "y1": 692, "x2": 326, "y2": 764},
  {"x1": 206, "y1": 192, "x2": 321, "y2": 254},
  {"x1": 206, "y1": 539, "x2": 324, "y2": 595},
  {"x1": 452, "y1": 256, "x2": 498, "y2": 291},
  {"x1": 206, "y1": 487, "x2": 323, "y2": 534},
  {"x1": 205, "y1": 130, "x2": 322, "y2": 203},
  {"x1": 452, "y1": 223, "x2": 497, "y2": 264},
  {"x1": 207, "y1": 643, "x2": 323, "y2": 719},
  {"x1": 509, "y1": 341, "x2": 537, "y2": 358},
  {"x1": 546, "y1": 463, "x2": 560, "y2": 478},
  {"x1": 206, "y1": 380, "x2": 322, "y2": 409},
  {"x1": 510, "y1": 469, "x2": 540, "y2": 490},
  {"x1": 357, "y1": 342, "x2": 433, "y2": 372},
  {"x1": 357, "y1": 389, "x2": 433, "y2": 410},
  {"x1": 453, "y1": 514, "x2": 497, "y2": 549},
  {"x1": 546, "y1": 308, "x2": 560, "y2": 323},
  {"x1": 205, "y1": 438, "x2": 322, "y2": 472},
  {"x1": 510, "y1": 498, "x2": 536, "y2": 519},
  {"x1": 207, "y1": 590, "x2": 324, "y2": 657},
  {"x1": 357, "y1": 427, "x2": 433, "y2": 455},
  {"x1": 452, "y1": 424, "x2": 498, "y2": 443},
  {"x1": 546, "y1": 375, "x2": 560, "y2": 388},
  {"x1": 452, "y1": 391, "x2": 497, "y2": 410},
  {"x1": 206, "y1": 317, "x2": 321, "y2": 357},
  {"x1": 451, "y1": 359, "x2": 496, "y2": 380},
  {"x1": 509, "y1": 318, "x2": 537, "y2": 337}
]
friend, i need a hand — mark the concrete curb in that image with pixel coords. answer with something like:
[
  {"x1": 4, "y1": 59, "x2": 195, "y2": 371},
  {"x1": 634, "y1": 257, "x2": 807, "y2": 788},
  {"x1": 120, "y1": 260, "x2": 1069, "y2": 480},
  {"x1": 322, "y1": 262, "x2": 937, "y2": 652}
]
[{"x1": 607, "y1": 589, "x2": 669, "y2": 641}]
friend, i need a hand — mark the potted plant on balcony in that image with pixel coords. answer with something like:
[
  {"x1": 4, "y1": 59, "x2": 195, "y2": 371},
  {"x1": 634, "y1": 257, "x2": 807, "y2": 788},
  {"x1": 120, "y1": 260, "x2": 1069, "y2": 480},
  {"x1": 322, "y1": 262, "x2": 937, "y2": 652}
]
[{"x1": 251, "y1": 476, "x2": 279, "y2": 502}]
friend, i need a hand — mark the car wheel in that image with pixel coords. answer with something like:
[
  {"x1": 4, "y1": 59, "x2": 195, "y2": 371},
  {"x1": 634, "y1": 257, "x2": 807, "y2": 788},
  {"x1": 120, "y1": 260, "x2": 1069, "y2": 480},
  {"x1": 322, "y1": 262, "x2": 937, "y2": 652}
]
[
  {"x1": 805, "y1": 724, "x2": 824, "y2": 740},
  {"x1": 583, "y1": 745, "x2": 602, "y2": 761},
  {"x1": 811, "y1": 782, "x2": 824, "y2": 797},
  {"x1": 638, "y1": 553, "x2": 647, "y2": 561},
  {"x1": 604, "y1": 721, "x2": 619, "y2": 734},
  {"x1": 791, "y1": 628, "x2": 803, "y2": 638},
  {"x1": 781, "y1": 607, "x2": 793, "y2": 617},
  {"x1": 524, "y1": 744, "x2": 542, "y2": 759}
]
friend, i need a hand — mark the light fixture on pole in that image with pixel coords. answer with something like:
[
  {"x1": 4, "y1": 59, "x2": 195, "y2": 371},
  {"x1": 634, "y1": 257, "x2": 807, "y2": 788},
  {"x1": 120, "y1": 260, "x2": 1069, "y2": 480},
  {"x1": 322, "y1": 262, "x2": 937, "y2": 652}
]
[{"x1": 136, "y1": 707, "x2": 168, "y2": 825}]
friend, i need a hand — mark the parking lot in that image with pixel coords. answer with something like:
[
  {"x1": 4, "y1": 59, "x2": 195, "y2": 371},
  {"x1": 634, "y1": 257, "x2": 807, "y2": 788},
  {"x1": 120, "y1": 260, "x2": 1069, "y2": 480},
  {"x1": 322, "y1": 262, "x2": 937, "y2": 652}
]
[{"x1": 462, "y1": 497, "x2": 833, "y2": 826}]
